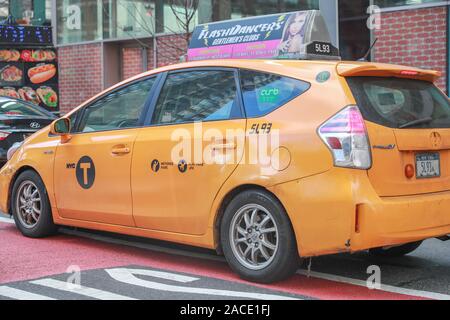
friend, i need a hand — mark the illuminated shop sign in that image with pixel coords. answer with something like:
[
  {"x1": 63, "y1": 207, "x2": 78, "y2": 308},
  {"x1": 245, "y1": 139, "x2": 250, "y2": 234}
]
[{"x1": 0, "y1": 26, "x2": 53, "y2": 46}]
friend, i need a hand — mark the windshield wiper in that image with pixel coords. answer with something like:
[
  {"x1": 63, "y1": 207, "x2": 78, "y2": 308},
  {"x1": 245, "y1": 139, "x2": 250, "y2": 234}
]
[{"x1": 399, "y1": 117, "x2": 433, "y2": 129}]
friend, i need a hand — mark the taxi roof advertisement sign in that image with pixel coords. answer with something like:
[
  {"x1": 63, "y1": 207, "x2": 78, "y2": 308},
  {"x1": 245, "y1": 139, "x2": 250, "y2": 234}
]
[{"x1": 188, "y1": 10, "x2": 339, "y2": 61}]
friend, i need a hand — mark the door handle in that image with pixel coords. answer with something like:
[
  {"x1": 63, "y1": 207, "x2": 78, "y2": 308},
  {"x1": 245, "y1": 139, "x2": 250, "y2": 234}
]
[{"x1": 111, "y1": 146, "x2": 131, "y2": 155}]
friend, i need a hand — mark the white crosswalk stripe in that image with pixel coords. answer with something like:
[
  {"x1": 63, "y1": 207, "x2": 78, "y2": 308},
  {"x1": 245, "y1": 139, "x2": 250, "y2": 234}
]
[
  {"x1": 0, "y1": 286, "x2": 55, "y2": 300},
  {"x1": 31, "y1": 278, "x2": 136, "y2": 300}
]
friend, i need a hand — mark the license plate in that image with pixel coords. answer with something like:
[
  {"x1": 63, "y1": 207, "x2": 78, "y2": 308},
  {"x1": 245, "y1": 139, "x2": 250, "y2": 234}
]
[{"x1": 416, "y1": 153, "x2": 440, "y2": 179}]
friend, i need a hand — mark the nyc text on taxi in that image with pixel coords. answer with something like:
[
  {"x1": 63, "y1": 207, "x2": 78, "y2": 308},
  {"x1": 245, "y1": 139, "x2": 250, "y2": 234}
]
[{"x1": 1, "y1": 59, "x2": 449, "y2": 283}]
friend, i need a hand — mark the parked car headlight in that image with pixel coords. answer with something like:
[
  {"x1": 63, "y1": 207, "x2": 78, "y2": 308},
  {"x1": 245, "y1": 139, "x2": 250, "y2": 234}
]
[{"x1": 7, "y1": 142, "x2": 23, "y2": 161}]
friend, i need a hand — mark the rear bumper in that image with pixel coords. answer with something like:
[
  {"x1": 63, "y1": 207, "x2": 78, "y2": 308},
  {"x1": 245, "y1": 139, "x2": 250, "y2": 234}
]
[
  {"x1": 352, "y1": 191, "x2": 450, "y2": 251},
  {"x1": 270, "y1": 169, "x2": 450, "y2": 257}
]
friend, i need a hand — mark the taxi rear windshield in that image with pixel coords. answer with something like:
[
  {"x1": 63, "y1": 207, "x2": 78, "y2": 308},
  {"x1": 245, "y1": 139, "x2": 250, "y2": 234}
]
[{"x1": 347, "y1": 77, "x2": 450, "y2": 129}]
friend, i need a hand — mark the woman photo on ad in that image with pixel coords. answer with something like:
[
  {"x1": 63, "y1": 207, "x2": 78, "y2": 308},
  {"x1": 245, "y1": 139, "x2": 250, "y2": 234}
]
[{"x1": 277, "y1": 11, "x2": 309, "y2": 55}]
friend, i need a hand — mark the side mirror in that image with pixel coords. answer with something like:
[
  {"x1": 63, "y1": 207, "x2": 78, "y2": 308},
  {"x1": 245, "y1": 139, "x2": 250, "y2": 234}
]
[
  {"x1": 50, "y1": 118, "x2": 72, "y2": 143},
  {"x1": 50, "y1": 118, "x2": 71, "y2": 136}
]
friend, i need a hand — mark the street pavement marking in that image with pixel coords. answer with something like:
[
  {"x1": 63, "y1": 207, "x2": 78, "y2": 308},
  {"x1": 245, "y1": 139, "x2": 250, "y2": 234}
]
[
  {"x1": 116, "y1": 268, "x2": 200, "y2": 283},
  {"x1": 4, "y1": 213, "x2": 449, "y2": 300},
  {"x1": 0, "y1": 216, "x2": 14, "y2": 224},
  {"x1": 297, "y1": 269, "x2": 450, "y2": 300},
  {"x1": 31, "y1": 278, "x2": 136, "y2": 300},
  {"x1": 0, "y1": 286, "x2": 55, "y2": 300},
  {"x1": 106, "y1": 268, "x2": 300, "y2": 300}
]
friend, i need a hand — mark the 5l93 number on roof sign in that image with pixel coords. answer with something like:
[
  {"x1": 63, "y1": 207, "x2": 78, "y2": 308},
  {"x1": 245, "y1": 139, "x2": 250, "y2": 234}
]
[{"x1": 307, "y1": 41, "x2": 338, "y2": 56}]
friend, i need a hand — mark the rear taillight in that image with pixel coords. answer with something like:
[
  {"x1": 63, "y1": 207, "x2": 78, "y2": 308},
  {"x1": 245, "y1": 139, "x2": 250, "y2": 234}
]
[
  {"x1": 0, "y1": 131, "x2": 10, "y2": 141},
  {"x1": 318, "y1": 106, "x2": 371, "y2": 170}
]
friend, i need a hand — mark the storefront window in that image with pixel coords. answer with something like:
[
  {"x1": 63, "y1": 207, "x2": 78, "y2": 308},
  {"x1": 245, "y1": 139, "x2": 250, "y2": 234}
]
[
  {"x1": 231, "y1": 0, "x2": 319, "y2": 18},
  {"x1": 162, "y1": 0, "x2": 199, "y2": 34},
  {"x1": 56, "y1": 0, "x2": 102, "y2": 44},
  {"x1": 374, "y1": 0, "x2": 445, "y2": 8},
  {"x1": 0, "y1": 0, "x2": 51, "y2": 25},
  {"x1": 56, "y1": 0, "x2": 323, "y2": 45},
  {"x1": 103, "y1": 0, "x2": 154, "y2": 40},
  {"x1": 209, "y1": 0, "x2": 319, "y2": 21}
]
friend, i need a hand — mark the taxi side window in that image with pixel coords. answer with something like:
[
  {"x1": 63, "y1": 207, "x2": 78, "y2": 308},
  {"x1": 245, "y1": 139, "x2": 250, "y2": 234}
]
[
  {"x1": 240, "y1": 70, "x2": 310, "y2": 118},
  {"x1": 152, "y1": 70, "x2": 241, "y2": 125},
  {"x1": 77, "y1": 77, "x2": 156, "y2": 133}
]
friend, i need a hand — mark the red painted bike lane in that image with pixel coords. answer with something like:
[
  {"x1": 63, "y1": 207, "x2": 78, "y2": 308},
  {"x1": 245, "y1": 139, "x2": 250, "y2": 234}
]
[{"x1": 0, "y1": 221, "x2": 426, "y2": 300}]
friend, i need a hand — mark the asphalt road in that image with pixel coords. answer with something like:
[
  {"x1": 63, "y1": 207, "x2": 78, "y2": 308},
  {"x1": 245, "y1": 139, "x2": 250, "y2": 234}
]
[{"x1": 1, "y1": 213, "x2": 449, "y2": 300}]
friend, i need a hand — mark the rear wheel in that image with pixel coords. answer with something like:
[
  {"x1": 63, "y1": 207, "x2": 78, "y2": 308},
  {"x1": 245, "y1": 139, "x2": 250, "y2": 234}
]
[
  {"x1": 369, "y1": 241, "x2": 423, "y2": 258},
  {"x1": 220, "y1": 189, "x2": 300, "y2": 283},
  {"x1": 11, "y1": 170, "x2": 57, "y2": 238}
]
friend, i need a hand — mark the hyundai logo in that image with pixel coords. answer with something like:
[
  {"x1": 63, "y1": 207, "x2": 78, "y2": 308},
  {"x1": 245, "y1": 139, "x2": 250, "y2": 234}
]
[{"x1": 29, "y1": 122, "x2": 41, "y2": 129}]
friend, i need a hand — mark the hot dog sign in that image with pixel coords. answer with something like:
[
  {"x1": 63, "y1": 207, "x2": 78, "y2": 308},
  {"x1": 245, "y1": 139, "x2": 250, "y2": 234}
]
[
  {"x1": 0, "y1": 48, "x2": 59, "y2": 111},
  {"x1": 28, "y1": 64, "x2": 57, "y2": 84}
]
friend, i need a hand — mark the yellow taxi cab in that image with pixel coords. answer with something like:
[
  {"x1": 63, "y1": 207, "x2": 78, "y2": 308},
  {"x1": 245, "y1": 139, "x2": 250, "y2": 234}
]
[{"x1": 1, "y1": 57, "x2": 449, "y2": 283}]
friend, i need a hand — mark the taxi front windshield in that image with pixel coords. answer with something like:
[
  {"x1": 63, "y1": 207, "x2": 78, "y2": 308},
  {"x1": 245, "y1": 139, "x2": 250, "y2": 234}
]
[
  {"x1": 347, "y1": 77, "x2": 450, "y2": 129},
  {"x1": 0, "y1": 98, "x2": 49, "y2": 117}
]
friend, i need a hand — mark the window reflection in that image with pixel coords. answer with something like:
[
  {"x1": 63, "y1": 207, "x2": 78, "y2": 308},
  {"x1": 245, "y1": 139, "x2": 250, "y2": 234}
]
[
  {"x1": 78, "y1": 77, "x2": 155, "y2": 132},
  {"x1": 152, "y1": 70, "x2": 239, "y2": 124}
]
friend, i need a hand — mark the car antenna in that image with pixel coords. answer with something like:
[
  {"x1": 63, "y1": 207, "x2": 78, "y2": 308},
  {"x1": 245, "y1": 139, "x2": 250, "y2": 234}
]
[{"x1": 358, "y1": 38, "x2": 378, "y2": 62}]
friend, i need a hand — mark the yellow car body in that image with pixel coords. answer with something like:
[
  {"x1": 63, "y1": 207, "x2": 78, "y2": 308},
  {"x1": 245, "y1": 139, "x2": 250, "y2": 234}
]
[{"x1": 1, "y1": 59, "x2": 449, "y2": 281}]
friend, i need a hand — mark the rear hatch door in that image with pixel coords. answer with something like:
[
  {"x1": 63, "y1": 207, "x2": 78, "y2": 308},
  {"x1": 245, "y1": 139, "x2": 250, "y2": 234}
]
[{"x1": 346, "y1": 76, "x2": 450, "y2": 197}]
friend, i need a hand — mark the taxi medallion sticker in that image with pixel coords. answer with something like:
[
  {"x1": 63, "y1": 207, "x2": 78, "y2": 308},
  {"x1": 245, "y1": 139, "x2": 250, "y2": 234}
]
[{"x1": 76, "y1": 156, "x2": 96, "y2": 189}]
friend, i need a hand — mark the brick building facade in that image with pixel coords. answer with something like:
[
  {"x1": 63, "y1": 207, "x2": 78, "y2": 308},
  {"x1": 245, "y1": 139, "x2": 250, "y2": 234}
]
[
  {"x1": 59, "y1": 35, "x2": 188, "y2": 114},
  {"x1": 58, "y1": 44, "x2": 104, "y2": 114},
  {"x1": 373, "y1": 6, "x2": 448, "y2": 92}
]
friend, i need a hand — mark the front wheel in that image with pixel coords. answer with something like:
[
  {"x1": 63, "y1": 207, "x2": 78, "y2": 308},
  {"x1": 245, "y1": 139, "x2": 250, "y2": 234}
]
[
  {"x1": 11, "y1": 170, "x2": 57, "y2": 238},
  {"x1": 220, "y1": 190, "x2": 300, "y2": 283},
  {"x1": 369, "y1": 241, "x2": 423, "y2": 258}
]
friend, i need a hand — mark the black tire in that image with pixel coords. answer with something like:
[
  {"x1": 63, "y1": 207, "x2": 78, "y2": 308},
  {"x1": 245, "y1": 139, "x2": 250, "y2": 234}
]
[
  {"x1": 369, "y1": 241, "x2": 423, "y2": 258},
  {"x1": 220, "y1": 189, "x2": 300, "y2": 283},
  {"x1": 11, "y1": 170, "x2": 57, "y2": 238}
]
